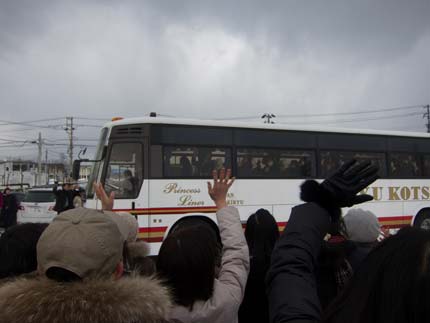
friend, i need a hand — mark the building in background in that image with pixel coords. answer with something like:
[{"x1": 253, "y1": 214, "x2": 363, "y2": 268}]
[{"x1": 0, "y1": 160, "x2": 66, "y2": 189}]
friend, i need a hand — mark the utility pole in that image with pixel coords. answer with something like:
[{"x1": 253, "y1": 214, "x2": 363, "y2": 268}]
[
  {"x1": 65, "y1": 117, "x2": 74, "y2": 177},
  {"x1": 37, "y1": 132, "x2": 43, "y2": 186},
  {"x1": 31, "y1": 133, "x2": 44, "y2": 186},
  {"x1": 45, "y1": 149, "x2": 48, "y2": 184},
  {"x1": 424, "y1": 105, "x2": 430, "y2": 133}
]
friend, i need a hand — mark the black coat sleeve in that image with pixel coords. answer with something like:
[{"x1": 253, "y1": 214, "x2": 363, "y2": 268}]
[{"x1": 266, "y1": 202, "x2": 331, "y2": 323}]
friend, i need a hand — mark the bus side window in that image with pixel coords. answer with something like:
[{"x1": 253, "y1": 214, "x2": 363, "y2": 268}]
[
  {"x1": 422, "y1": 155, "x2": 430, "y2": 177},
  {"x1": 351, "y1": 152, "x2": 387, "y2": 177},
  {"x1": 236, "y1": 149, "x2": 273, "y2": 178},
  {"x1": 320, "y1": 151, "x2": 339, "y2": 177},
  {"x1": 164, "y1": 147, "x2": 195, "y2": 177},
  {"x1": 389, "y1": 153, "x2": 420, "y2": 177},
  {"x1": 198, "y1": 147, "x2": 231, "y2": 177},
  {"x1": 321, "y1": 151, "x2": 386, "y2": 178},
  {"x1": 163, "y1": 146, "x2": 231, "y2": 178},
  {"x1": 279, "y1": 150, "x2": 314, "y2": 178}
]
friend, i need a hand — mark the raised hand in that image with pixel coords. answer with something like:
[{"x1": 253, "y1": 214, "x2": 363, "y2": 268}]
[
  {"x1": 93, "y1": 182, "x2": 115, "y2": 211},
  {"x1": 207, "y1": 168, "x2": 235, "y2": 210},
  {"x1": 300, "y1": 159, "x2": 379, "y2": 217},
  {"x1": 321, "y1": 159, "x2": 379, "y2": 207}
]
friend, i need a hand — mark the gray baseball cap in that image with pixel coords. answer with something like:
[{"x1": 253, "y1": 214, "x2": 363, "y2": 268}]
[{"x1": 37, "y1": 208, "x2": 125, "y2": 279}]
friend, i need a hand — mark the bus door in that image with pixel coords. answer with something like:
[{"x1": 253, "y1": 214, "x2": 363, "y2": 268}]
[{"x1": 102, "y1": 140, "x2": 148, "y2": 235}]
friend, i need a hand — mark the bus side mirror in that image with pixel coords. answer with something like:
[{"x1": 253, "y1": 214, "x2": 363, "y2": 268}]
[{"x1": 72, "y1": 160, "x2": 81, "y2": 181}]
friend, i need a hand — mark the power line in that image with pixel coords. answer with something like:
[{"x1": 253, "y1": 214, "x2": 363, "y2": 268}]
[
  {"x1": 0, "y1": 119, "x2": 65, "y2": 130},
  {"x1": 0, "y1": 117, "x2": 65, "y2": 125},
  {"x1": 75, "y1": 117, "x2": 110, "y2": 121},
  {"x1": 277, "y1": 111, "x2": 423, "y2": 125},
  {"x1": 0, "y1": 138, "x2": 28, "y2": 143},
  {"x1": 213, "y1": 104, "x2": 427, "y2": 120},
  {"x1": 275, "y1": 104, "x2": 425, "y2": 118},
  {"x1": 73, "y1": 124, "x2": 103, "y2": 128},
  {"x1": 45, "y1": 138, "x2": 99, "y2": 142}
]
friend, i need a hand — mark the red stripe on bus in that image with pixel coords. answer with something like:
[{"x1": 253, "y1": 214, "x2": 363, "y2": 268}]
[
  {"x1": 141, "y1": 237, "x2": 164, "y2": 243},
  {"x1": 113, "y1": 206, "x2": 217, "y2": 215},
  {"x1": 150, "y1": 206, "x2": 216, "y2": 212},
  {"x1": 139, "y1": 227, "x2": 168, "y2": 233},
  {"x1": 382, "y1": 223, "x2": 410, "y2": 229},
  {"x1": 378, "y1": 216, "x2": 413, "y2": 222}
]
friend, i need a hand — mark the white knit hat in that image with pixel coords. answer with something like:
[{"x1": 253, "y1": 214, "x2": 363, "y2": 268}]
[{"x1": 344, "y1": 209, "x2": 381, "y2": 243}]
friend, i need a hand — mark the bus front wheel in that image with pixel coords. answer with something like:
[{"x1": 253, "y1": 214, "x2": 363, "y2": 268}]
[{"x1": 414, "y1": 209, "x2": 430, "y2": 230}]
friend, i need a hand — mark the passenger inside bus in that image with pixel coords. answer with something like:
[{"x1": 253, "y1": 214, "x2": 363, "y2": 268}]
[
  {"x1": 121, "y1": 169, "x2": 137, "y2": 198},
  {"x1": 180, "y1": 156, "x2": 193, "y2": 177}
]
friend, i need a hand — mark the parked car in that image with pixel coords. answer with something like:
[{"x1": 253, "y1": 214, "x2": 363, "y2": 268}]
[{"x1": 18, "y1": 188, "x2": 57, "y2": 223}]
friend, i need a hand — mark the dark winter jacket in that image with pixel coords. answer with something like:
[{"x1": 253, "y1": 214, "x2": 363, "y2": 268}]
[
  {"x1": 1, "y1": 194, "x2": 18, "y2": 228},
  {"x1": 316, "y1": 238, "x2": 354, "y2": 310},
  {"x1": 266, "y1": 203, "x2": 331, "y2": 323},
  {"x1": 346, "y1": 241, "x2": 376, "y2": 272},
  {"x1": 0, "y1": 274, "x2": 172, "y2": 323},
  {"x1": 53, "y1": 186, "x2": 74, "y2": 214}
]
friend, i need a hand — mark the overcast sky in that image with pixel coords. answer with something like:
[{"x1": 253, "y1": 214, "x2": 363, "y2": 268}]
[{"x1": 0, "y1": 0, "x2": 429, "y2": 160}]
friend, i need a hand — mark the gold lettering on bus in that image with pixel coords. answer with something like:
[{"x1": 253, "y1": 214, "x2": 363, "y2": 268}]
[
  {"x1": 178, "y1": 195, "x2": 205, "y2": 206},
  {"x1": 423, "y1": 187, "x2": 430, "y2": 200},
  {"x1": 411, "y1": 186, "x2": 420, "y2": 200},
  {"x1": 163, "y1": 183, "x2": 201, "y2": 194},
  {"x1": 400, "y1": 187, "x2": 411, "y2": 200},
  {"x1": 361, "y1": 186, "x2": 382, "y2": 201},
  {"x1": 371, "y1": 187, "x2": 383, "y2": 201},
  {"x1": 227, "y1": 199, "x2": 244, "y2": 205},
  {"x1": 388, "y1": 187, "x2": 401, "y2": 200},
  {"x1": 163, "y1": 183, "x2": 245, "y2": 207}
]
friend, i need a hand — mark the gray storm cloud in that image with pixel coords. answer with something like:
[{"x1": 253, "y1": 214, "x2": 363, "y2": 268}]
[{"x1": 0, "y1": 0, "x2": 429, "y2": 159}]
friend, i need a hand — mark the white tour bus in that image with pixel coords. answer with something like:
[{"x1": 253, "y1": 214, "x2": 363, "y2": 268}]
[{"x1": 82, "y1": 116, "x2": 430, "y2": 254}]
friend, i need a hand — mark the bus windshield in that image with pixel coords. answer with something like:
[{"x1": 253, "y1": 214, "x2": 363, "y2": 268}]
[{"x1": 103, "y1": 142, "x2": 143, "y2": 199}]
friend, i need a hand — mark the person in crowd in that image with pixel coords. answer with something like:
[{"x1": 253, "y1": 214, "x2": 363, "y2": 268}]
[
  {"x1": 1, "y1": 188, "x2": 18, "y2": 228},
  {"x1": 71, "y1": 184, "x2": 85, "y2": 208},
  {"x1": 267, "y1": 160, "x2": 379, "y2": 323},
  {"x1": 0, "y1": 190, "x2": 3, "y2": 227},
  {"x1": 157, "y1": 168, "x2": 249, "y2": 323},
  {"x1": 239, "y1": 208, "x2": 279, "y2": 323},
  {"x1": 322, "y1": 226, "x2": 430, "y2": 323},
  {"x1": 0, "y1": 183, "x2": 172, "y2": 323},
  {"x1": 52, "y1": 180, "x2": 75, "y2": 214},
  {"x1": 316, "y1": 222, "x2": 354, "y2": 310},
  {"x1": 0, "y1": 223, "x2": 48, "y2": 281},
  {"x1": 124, "y1": 240, "x2": 157, "y2": 277},
  {"x1": 343, "y1": 208, "x2": 381, "y2": 271}
]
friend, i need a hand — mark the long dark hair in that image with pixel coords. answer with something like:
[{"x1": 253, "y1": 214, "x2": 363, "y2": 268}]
[
  {"x1": 157, "y1": 225, "x2": 220, "y2": 310},
  {"x1": 323, "y1": 226, "x2": 430, "y2": 323},
  {"x1": 245, "y1": 209, "x2": 279, "y2": 274}
]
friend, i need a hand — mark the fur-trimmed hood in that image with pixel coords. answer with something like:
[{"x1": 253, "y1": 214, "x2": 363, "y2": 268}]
[{"x1": 0, "y1": 275, "x2": 171, "y2": 323}]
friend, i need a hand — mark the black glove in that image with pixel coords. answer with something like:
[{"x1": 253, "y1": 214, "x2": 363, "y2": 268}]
[{"x1": 301, "y1": 159, "x2": 379, "y2": 210}]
